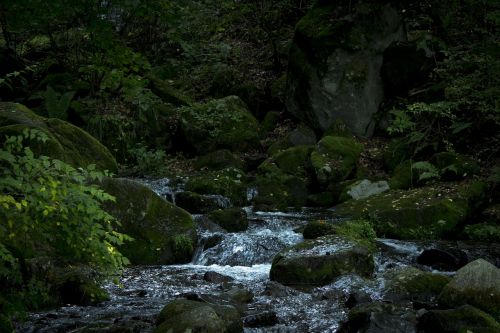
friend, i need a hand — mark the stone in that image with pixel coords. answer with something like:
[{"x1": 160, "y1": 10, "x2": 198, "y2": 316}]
[
  {"x1": 203, "y1": 271, "x2": 235, "y2": 284},
  {"x1": 100, "y1": 178, "x2": 197, "y2": 265},
  {"x1": 207, "y1": 208, "x2": 248, "y2": 232},
  {"x1": 417, "y1": 248, "x2": 468, "y2": 271},
  {"x1": 417, "y1": 305, "x2": 500, "y2": 333},
  {"x1": 154, "y1": 299, "x2": 242, "y2": 333},
  {"x1": 175, "y1": 191, "x2": 227, "y2": 214},
  {"x1": 285, "y1": 2, "x2": 405, "y2": 136},
  {"x1": 267, "y1": 124, "x2": 317, "y2": 155},
  {"x1": 344, "y1": 179, "x2": 390, "y2": 200},
  {"x1": 334, "y1": 181, "x2": 488, "y2": 240},
  {"x1": 194, "y1": 149, "x2": 245, "y2": 171},
  {"x1": 243, "y1": 311, "x2": 278, "y2": 328},
  {"x1": 0, "y1": 102, "x2": 117, "y2": 172},
  {"x1": 439, "y1": 259, "x2": 500, "y2": 319},
  {"x1": 269, "y1": 235, "x2": 374, "y2": 287}
]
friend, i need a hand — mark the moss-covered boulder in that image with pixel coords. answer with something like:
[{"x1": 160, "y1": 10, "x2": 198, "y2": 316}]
[
  {"x1": 285, "y1": 2, "x2": 405, "y2": 136},
  {"x1": 179, "y1": 96, "x2": 260, "y2": 153},
  {"x1": 194, "y1": 149, "x2": 245, "y2": 171},
  {"x1": 303, "y1": 221, "x2": 336, "y2": 239},
  {"x1": 306, "y1": 192, "x2": 335, "y2": 207},
  {"x1": 175, "y1": 191, "x2": 228, "y2": 214},
  {"x1": 339, "y1": 302, "x2": 417, "y2": 333},
  {"x1": 382, "y1": 266, "x2": 450, "y2": 304},
  {"x1": 311, "y1": 136, "x2": 363, "y2": 187},
  {"x1": 260, "y1": 145, "x2": 314, "y2": 179},
  {"x1": 154, "y1": 299, "x2": 242, "y2": 333},
  {"x1": 0, "y1": 102, "x2": 117, "y2": 172},
  {"x1": 417, "y1": 305, "x2": 500, "y2": 333},
  {"x1": 269, "y1": 235, "x2": 374, "y2": 287},
  {"x1": 100, "y1": 178, "x2": 197, "y2": 265},
  {"x1": 439, "y1": 259, "x2": 500, "y2": 320},
  {"x1": 207, "y1": 208, "x2": 248, "y2": 232},
  {"x1": 340, "y1": 179, "x2": 390, "y2": 201},
  {"x1": 147, "y1": 74, "x2": 193, "y2": 106},
  {"x1": 303, "y1": 219, "x2": 376, "y2": 250},
  {"x1": 185, "y1": 168, "x2": 247, "y2": 206},
  {"x1": 252, "y1": 173, "x2": 308, "y2": 210},
  {"x1": 335, "y1": 181, "x2": 488, "y2": 239}
]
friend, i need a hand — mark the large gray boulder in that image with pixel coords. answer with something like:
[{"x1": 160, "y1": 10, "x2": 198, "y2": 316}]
[{"x1": 285, "y1": 2, "x2": 405, "y2": 136}]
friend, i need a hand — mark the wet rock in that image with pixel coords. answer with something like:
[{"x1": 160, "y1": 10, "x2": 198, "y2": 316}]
[
  {"x1": 204, "y1": 271, "x2": 235, "y2": 284},
  {"x1": 202, "y1": 233, "x2": 224, "y2": 250},
  {"x1": 439, "y1": 259, "x2": 500, "y2": 319},
  {"x1": 382, "y1": 266, "x2": 450, "y2": 305},
  {"x1": 185, "y1": 168, "x2": 247, "y2": 206},
  {"x1": 286, "y1": 2, "x2": 405, "y2": 136},
  {"x1": 100, "y1": 178, "x2": 197, "y2": 265},
  {"x1": 417, "y1": 248, "x2": 468, "y2": 271},
  {"x1": 176, "y1": 191, "x2": 226, "y2": 214},
  {"x1": 224, "y1": 286, "x2": 254, "y2": 305},
  {"x1": 311, "y1": 136, "x2": 363, "y2": 187},
  {"x1": 334, "y1": 181, "x2": 488, "y2": 240},
  {"x1": 339, "y1": 302, "x2": 417, "y2": 333},
  {"x1": 262, "y1": 281, "x2": 298, "y2": 297},
  {"x1": 154, "y1": 299, "x2": 242, "y2": 333},
  {"x1": 207, "y1": 208, "x2": 249, "y2": 232},
  {"x1": 243, "y1": 311, "x2": 278, "y2": 328},
  {"x1": 270, "y1": 235, "x2": 374, "y2": 287},
  {"x1": 303, "y1": 221, "x2": 336, "y2": 239},
  {"x1": 417, "y1": 305, "x2": 500, "y2": 333}
]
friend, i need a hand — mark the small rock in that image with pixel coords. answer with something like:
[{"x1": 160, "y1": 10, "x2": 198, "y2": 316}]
[
  {"x1": 243, "y1": 311, "x2": 278, "y2": 328},
  {"x1": 203, "y1": 271, "x2": 235, "y2": 284}
]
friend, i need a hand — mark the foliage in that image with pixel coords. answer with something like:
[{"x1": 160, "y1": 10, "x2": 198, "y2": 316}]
[
  {"x1": 127, "y1": 144, "x2": 168, "y2": 176},
  {"x1": 43, "y1": 86, "x2": 75, "y2": 120},
  {"x1": 0, "y1": 129, "x2": 130, "y2": 295}
]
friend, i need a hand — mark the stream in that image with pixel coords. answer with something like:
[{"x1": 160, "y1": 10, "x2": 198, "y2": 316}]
[{"x1": 16, "y1": 178, "x2": 500, "y2": 333}]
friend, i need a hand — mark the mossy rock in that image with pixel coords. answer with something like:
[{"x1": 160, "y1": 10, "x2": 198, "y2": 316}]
[
  {"x1": 207, "y1": 208, "x2": 248, "y2": 233},
  {"x1": 383, "y1": 266, "x2": 451, "y2": 304},
  {"x1": 54, "y1": 266, "x2": 109, "y2": 306},
  {"x1": 267, "y1": 124, "x2": 316, "y2": 155},
  {"x1": 311, "y1": 136, "x2": 363, "y2": 187},
  {"x1": 179, "y1": 96, "x2": 260, "y2": 153},
  {"x1": 340, "y1": 179, "x2": 390, "y2": 201},
  {"x1": 0, "y1": 102, "x2": 117, "y2": 172},
  {"x1": 155, "y1": 299, "x2": 242, "y2": 333},
  {"x1": 100, "y1": 178, "x2": 197, "y2": 265},
  {"x1": 431, "y1": 152, "x2": 480, "y2": 180},
  {"x1": 417, "y1": 305, "x2": 500, "y2": 333},
  {"x1": 194, "y1": 149, "x2": 245, "y2": 171},
  {"x1": 175, "y1": 191, "x2": 227, "y2": 214},
  {"x1": 260, "y1": 145, "x2": 314, "y2": 179},
  {"x1": 439, "y1": 259, "x2": 500, "y2": 320},
  {"x1": 269, "y1": 235, "x2": 374, "y2": 287},
  {"x1": 334, "y1": 181, "x2": 488, "y2": 240},
  {"x1": 260, "y1": 111, "x2": 280, "y2": 136},
  {"x1": 383, "y1": 139, "x2": 412, "y2": 171},
  {"x1": 185, "y1": 168, "x2": 247, "y2": 206},
  {"x1": 303, "y1": 221, "x2": 336, "y2": 239},
  {"x1": 147, "y1": 74, "x2": 193, "y2": 106},
  {"x1": 253, "y1": 172, "x2": 309, "y2": 210},
  {"x1": 388, "y1": 160, "x2": 415, "y2": 190}
]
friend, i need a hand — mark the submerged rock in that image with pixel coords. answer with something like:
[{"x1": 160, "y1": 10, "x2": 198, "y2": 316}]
[
  {"x1": 270, "y1": 235, "x2": 374, "y2": 287},
  {"x1": 439, "y1": 259, "x2": 500, "y2": 319},
  {"x1": 176, "y1": 191, "x2": 227, "y2": 214},
  {"x1": 285, "y1": 2, "x2": 405, "y2": 136},
  {"x1": 100, "y1": 178, "x2": 197, "y2": 265},
  {"x1": 0, "y1": 102, "x2": 117, "y2": 172}
]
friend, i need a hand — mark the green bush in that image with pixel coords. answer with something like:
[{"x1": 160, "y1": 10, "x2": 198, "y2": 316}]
[{"x1": 0, "y1": 129, "x2": 130, "y2": 315}]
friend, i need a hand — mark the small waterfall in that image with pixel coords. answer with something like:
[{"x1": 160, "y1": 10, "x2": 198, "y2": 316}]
[{"x1": 138, "y1": 177, "x2": 186, "y2": 205}]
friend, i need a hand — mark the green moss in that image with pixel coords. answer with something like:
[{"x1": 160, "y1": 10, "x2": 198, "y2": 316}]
[
  {"x1": 388, "y1": 160, "x2": 414, "y2": 190},
  {"x1": 0, "y1": 103, "x2": 117, "y2": 172},
  {"x1": 100, "y1": 178, "x2": 197, "y2": 265},
  {"x1": 253, "y1": 170, "x2": 309, "y2": 210},
  {"x1": 383, "y1": 139, "x2": 411, "y2": 171},
  {"x1": 179, "y1": 96, "x2": 260, "y2": 153},
  {"x1": 307, "y1": 192, "x2": 335, "y2": 207},
  {"x1": 465, "y1": 224, "x2": 500, "y2": 242},
  {"x1": 185, "y1": 168, "x2": 247, "y2": 206},
  {"x1": 260, "y1": 111, "x2": 280, "y2": 136},
  {"x1": 312, "y1": 136, "x2": 363, "y2": 186},
  {"x1": 270, "y1": 145, "x2": 314, "y2": 178},
  {"x1": 303, "y1": 221, "x2": 336, "y2": 239},
  {"x1": 208, "y1": 208, "x2": 248, "y2": 232},
  {"x1": 148, "y1": 75, "x2": 192, "y2": 106},
  {"x1": 334, "y1": 219, "x2": 377, "y2": 250},
  {"x1": 418, "y1": 305, "x2": 500, "y2": 333},
  {"x1": 335, "y1": 181, "x2": 488, "y2": 239},
  {"x1": 194, "y1": 149, "x2": 245, "y2": 171}
]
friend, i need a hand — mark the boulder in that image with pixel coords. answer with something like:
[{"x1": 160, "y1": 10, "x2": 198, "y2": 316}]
[
  {"x1": 417, "y1": 248, "x2": 468, "y2": 271},
  {"x1": 259, "y1": 145, "x2": 314, "y2": 179},
  {"x1": 100, "y1": 178, "x2": 197, "y2": 265},
  {"x1": 0, "y1": 102, "x2": 117, "y2": 172},
  {"x1": 175, "y1": 191, "x2": 228, "y2": 214},
  {"x1": 339, "y1": 302, "x2": 417, "y2": 333},
  {"x1": 285, "y1": 2, "x2": 405, "y2": 136},
  {"x1": 311, "y1": 136, "x2": 363, "y2": 187},
  {"x1": 194, "y1": 149, "x2": 245, "y2": 171},
  {"x1": 417, "y1": 305, "x2": 500, "y2": 333},
  {"x1": 185, "y1": 168, "x2": 247, "y2": 206},
  {"x1": 179, "y1": 96, "x2": 259, "y2": 153},
  {"x1": 154, "y1": 299, "x2": 242, "y2": 333},
  {"x1": 207, "y1": 208, "x2": 249, "y2": 232},
  {"x1": 382, "y1": 266, "x2": 450, "y2": 305},
  {"x1": 334, "y1": 181, "x2": 488, "y2": 239},
  {"x1": 439, "y1": 259, "x2": 500, "y2": 319},
  {"x1": 269, "y1": 235, "x2": 374, "y2": 287},
  {"x1": 267, "y1": 124, "x2": 317, "y2": 155},
  {"x1": 342, "y1": 179, "x2": 390, "y2": 200}
]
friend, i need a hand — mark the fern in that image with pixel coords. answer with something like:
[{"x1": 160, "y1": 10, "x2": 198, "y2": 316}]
[{"x1": 44, "y1": 86, "x2": 75, "y2": 120}]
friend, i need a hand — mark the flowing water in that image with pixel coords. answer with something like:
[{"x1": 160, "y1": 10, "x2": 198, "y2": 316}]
[{"x1": 16, "y1": 178, "x2": 500, "y2": 333}]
